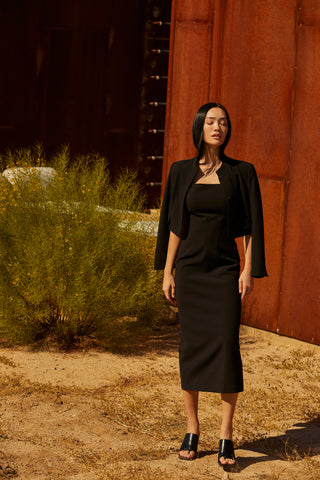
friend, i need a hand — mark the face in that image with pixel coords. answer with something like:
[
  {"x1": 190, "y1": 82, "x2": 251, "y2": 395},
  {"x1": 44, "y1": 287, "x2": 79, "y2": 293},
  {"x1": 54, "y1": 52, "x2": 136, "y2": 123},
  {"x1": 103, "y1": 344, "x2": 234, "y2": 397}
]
[{"x1": 202, "y1": 107, "x2": 228, "y2": 147}]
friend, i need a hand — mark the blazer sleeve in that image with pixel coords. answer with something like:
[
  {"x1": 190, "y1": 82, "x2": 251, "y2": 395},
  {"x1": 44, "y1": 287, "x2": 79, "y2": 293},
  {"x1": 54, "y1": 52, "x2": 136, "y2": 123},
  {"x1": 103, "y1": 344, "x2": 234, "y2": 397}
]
[
  {"x1": 246, "y1": 164, "x2": 268, "y2": 278},
  {"x1": 154, "y1": 165, "x2": 172, "y2": 270},
  {"x1": 154, "y1": 159, "x2": 196, "y2": 270}
]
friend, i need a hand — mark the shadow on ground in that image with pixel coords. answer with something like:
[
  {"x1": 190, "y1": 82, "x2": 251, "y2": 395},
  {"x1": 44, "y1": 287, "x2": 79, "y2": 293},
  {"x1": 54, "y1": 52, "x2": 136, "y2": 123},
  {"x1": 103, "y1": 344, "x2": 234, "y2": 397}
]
[
  {"x1": 235, "y1": 418, "x2": 320, "y2": 471},
  {"x1": 88, "y1": 307, "x2": 181, "y2": 356}
]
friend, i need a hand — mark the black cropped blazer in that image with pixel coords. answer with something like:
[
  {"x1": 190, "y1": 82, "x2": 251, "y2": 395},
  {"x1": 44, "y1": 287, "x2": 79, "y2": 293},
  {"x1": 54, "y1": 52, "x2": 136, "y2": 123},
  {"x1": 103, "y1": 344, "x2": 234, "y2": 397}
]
[{"x1": 154, "y1": 155, "x2": 267, "y2": 278}]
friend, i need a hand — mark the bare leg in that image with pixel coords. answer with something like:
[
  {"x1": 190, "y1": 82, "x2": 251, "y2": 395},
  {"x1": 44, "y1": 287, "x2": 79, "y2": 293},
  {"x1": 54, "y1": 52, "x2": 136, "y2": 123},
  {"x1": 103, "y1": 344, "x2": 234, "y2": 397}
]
[
  {"x1": 219, "y1": 393, "x2": 238, "y2": 465},
  {"x1": 179, "y1": 390, "x2": 200, "y2": 459}
]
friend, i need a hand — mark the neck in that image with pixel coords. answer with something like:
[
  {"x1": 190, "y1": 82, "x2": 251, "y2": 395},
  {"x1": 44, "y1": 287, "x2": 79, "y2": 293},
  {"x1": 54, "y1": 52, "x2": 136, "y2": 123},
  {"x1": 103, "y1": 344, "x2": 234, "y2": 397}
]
[{"x1": 200, "y1": 145, "x2": 221, "y2": 165}]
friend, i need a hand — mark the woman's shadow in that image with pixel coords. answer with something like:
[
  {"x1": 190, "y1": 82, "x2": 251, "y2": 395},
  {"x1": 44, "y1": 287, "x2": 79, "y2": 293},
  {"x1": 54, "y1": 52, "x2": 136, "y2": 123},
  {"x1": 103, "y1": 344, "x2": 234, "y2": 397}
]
[{"x1": 235, "y1": 417, "x2": 320, "y2": 471}]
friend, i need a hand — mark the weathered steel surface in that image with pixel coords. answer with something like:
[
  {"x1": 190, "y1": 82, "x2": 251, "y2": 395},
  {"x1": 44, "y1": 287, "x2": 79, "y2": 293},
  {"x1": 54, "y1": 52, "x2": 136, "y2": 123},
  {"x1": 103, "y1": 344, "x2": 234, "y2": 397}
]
[
  {"x1": 162, "y1": 0, "x2": 214, "y2": 185},
  {"x1": 214, "y1": 0, "x2": 296, "y2": 177},
  {"x1": 278, "y1": 21, "x2": 320, "y2": 344},
  {"x1": 240, "y1": 177, "x2": 286, "y2": 333},
  {"x1": 215, "y1": 0, "x2": 297, "y2": 339},
  {"x1": 299, "y1": 0, "x2": 320, "y2": 26},
  {"x1": 164, "y1": 0, "x2": 320, "y2": 344},
  {"x1": 176, "y1": 0, "x2": 214, "y2": 22}
]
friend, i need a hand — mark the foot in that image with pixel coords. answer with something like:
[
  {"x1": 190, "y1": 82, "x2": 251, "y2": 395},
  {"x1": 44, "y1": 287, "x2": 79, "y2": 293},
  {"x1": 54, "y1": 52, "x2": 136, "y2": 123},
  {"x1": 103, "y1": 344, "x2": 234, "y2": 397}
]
[
  {"x1": 219, "y1": 454, "x2": 235, "y2": 466},
  {"x1": 179, "y1": 449, "x2": 197, "y2": 460},
  {"x1": 219, "y1": 426, "x2": 234, "y2": 465},
  {"x1": 178, "y1": 433, "x2": 199, "y2": 461},
  {"x1": 179, "y1": 450, "x2": 197, "y2": 460},
  {"x1": 218, "y1": 439, "x2": 236, "y2": 469}
]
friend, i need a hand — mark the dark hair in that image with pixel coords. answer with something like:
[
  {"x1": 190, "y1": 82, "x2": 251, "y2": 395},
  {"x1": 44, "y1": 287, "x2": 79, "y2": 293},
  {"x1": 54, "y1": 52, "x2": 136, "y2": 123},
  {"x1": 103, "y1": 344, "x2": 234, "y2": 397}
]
[{"x1": 192, "y1": 102, "x2": 231, "y2": 159}]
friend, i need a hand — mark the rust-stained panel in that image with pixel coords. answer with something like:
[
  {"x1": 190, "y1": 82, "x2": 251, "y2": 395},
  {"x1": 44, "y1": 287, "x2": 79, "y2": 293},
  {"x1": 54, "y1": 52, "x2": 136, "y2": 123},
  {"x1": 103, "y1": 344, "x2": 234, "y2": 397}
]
[
  {"x1": 163, "y1": 1, "x2": 213, "y2": 185},
  {"x1": 299, "y1": 0, "x2": 320, "y2": 26},
  {"x1": 164, "y1": 0, "x2": 320, "y2": 344},
  {"x1": 176, "y1": 0, "x2": 214, "y2": 22},
  {"x1": 210, "y1": 0, "x2": 298, "y2": 338},
  {"x1": 278, "y1": 25, "x2": 320, "y2": 344},
  {"x1": 241, "y1": 177, "x2": 286, "y2": 333},
  {"x1": 214, "y1": 0, "x2": 296, "y2": 178},
  {"x1": 165, "y1": 23, "x2": 212, "y2": 147}
]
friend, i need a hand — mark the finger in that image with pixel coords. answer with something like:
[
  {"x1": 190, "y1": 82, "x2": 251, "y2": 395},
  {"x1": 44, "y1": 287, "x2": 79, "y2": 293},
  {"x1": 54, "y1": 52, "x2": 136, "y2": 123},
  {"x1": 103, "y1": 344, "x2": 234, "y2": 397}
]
[
  {"x1": 168, "y1": 295, "x2": 177, "y2": 305},
  {"x1": 240, "y1": 282, "x2": 246, "y2": 300},
  {"x1": 164, "y1": 289, "x2": 176, "y2": 305},
  {"x1": 170, "y1": 286, "x2": 177, "y2": 304},
  {"x1": 163, "y1": 289, "x2": 171, "y2": 301}
]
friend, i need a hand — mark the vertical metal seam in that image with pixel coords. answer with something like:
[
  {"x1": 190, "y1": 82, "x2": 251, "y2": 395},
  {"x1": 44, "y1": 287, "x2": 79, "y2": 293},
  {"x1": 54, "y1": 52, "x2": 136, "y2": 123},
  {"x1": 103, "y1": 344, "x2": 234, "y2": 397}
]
[
  {"x1": 208, "y1": 0, "x2": 215, "y2": 100},
  {"x1": 277, "y1": 0, "x2": 301, "y2": 333},
  {"x1": 209, "y1": 0, "x2": 226, "y2": 100}
]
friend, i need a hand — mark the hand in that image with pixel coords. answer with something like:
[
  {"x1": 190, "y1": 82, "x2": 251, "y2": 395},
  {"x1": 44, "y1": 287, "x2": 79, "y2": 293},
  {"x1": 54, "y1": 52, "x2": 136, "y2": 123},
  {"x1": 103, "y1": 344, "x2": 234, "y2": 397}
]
[
  {"x1": 239, "y1": 270, "x2": 254, "y2": 300},
  {"x1": 162, "y1": 272, "x2": 177, "y2": 305}
]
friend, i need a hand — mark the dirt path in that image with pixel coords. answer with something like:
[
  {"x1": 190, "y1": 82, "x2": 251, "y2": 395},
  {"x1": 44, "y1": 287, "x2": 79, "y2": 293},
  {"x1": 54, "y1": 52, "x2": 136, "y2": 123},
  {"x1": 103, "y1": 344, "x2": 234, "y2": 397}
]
[{"x1": 0, "y1": 324, "x2": 319, "y2": 479}]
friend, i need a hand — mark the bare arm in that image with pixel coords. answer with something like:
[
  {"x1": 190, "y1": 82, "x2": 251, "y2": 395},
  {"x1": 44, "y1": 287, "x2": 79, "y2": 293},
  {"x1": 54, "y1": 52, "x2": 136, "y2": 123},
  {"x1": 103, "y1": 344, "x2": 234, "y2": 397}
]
[
  {"x1": 239, "y1": 234, "x2": 254, "y2": 300},
  {"x1": 163, "y1": 231, "x2": 181, "y2": 305}
]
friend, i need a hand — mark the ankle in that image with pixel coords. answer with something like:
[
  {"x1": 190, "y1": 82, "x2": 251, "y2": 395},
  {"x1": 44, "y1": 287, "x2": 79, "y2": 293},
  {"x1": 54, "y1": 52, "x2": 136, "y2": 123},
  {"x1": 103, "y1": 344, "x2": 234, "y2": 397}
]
[
  {"x1": 220, "y1": 426, "x2": 233, "y2": 441},
  {"x1": 187, "y1": 420, "x2": 200, "y2": 435}
]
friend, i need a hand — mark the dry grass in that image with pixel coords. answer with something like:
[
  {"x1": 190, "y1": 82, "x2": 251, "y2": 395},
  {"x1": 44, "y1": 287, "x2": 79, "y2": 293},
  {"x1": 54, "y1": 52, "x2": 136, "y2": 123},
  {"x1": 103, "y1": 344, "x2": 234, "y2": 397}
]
[
  {"x1": 0, "y1": 324, "x2": 319, "y2": 479},
  {"x1": 0, "y1": 355, "x2": 16, "y2": 368}
]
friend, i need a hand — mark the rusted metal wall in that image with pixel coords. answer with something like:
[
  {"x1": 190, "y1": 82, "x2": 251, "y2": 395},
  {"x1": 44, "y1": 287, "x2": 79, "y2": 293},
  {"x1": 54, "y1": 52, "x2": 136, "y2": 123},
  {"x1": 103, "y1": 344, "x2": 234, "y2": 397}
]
[
  {"x1": 0, "y1": 0, "x2": 145, "y2": 177},
  {"x1": 278, "y1": 1, "x2": 320, "y2": 344},
  {"x1": 164, "y1": 0, "x2": 320, "y2": 344}
]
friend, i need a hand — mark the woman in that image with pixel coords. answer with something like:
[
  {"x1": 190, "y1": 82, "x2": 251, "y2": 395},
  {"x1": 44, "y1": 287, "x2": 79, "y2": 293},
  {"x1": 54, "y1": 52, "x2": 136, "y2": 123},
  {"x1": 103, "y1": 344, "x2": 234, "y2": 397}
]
[{"x1": 154, "y1": 102, "x2": 267, "y2": 469}]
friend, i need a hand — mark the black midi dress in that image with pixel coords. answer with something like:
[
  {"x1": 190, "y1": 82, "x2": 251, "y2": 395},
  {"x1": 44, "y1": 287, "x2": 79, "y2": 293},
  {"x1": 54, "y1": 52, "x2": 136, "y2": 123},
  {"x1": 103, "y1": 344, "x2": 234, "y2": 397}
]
[{"x1": 174, "y1": 182, "x2": 243, "y2": 393}]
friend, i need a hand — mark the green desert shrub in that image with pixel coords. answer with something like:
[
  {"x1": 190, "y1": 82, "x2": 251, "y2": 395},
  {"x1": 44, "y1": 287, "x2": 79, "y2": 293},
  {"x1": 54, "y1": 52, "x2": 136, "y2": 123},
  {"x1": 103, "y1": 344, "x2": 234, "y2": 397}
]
[{"x1": 0, "y1": 146, "x2": 162, "y2": 346}]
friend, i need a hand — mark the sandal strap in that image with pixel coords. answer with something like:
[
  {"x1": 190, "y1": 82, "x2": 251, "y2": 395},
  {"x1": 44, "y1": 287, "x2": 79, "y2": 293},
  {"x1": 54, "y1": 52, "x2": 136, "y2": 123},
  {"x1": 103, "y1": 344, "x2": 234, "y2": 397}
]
[
  {"x1": 218, "y1": 439, "x2": 235, "y2": 460},
  {"x1": 180, "y1": 433, "x2": 199, "y2": 453}
]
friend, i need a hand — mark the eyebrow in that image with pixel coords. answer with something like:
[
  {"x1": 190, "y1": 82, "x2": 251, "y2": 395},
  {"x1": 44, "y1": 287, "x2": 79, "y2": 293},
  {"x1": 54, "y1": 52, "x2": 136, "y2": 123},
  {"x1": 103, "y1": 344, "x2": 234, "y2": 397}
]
[{"x1": 206, "y1": 116, "x2": 227, "y2": 120}]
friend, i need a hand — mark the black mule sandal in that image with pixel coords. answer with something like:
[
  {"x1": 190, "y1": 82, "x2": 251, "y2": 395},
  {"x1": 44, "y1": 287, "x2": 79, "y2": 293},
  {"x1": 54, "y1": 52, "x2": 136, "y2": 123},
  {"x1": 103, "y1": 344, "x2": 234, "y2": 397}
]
[
  {"x1": 218, "y1": 439, "x2": 236, "y2": 470},
  {"x1": 178, "y1": 433, "x2": 199, "y2": 461}
]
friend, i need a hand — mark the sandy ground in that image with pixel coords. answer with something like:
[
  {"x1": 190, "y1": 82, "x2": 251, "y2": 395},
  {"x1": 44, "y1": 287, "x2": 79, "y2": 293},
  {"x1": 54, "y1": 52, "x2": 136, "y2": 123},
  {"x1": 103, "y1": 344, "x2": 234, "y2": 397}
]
[{"x1": 0, "y1": 321, "x2": 319, "y2": 480}]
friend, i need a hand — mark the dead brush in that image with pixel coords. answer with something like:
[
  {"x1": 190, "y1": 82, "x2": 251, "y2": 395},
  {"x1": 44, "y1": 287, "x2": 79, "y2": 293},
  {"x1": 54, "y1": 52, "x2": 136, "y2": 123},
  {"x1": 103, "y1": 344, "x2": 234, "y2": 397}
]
[
  {"x1": 98, "y1": 464, "x2": 168, "y2": 480},
  {"x1": 99, "y1": 385, "x2": 186, "y2": 439},
  {"x1": 279, "y1": 348, "x2": 318, "y2": 372},
  {"x1": 0, "y1": 355, "x2": 16, "y2": 368}
]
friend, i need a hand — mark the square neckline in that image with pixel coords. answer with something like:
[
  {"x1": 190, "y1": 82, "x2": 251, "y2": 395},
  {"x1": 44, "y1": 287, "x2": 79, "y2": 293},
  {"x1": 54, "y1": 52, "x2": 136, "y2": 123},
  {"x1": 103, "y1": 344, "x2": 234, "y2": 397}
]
[{"x1": 193, "y1": 162, "x2": 223, "y2": 185}]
